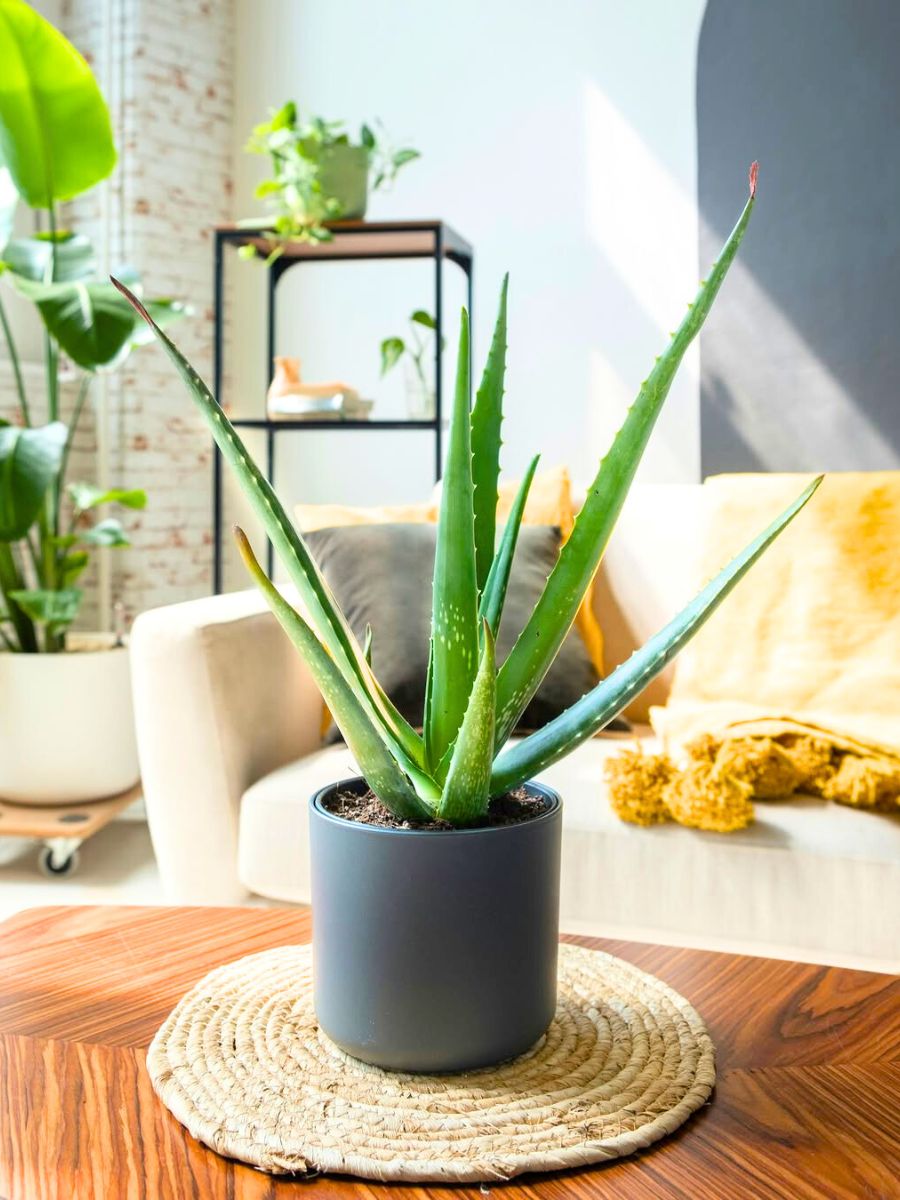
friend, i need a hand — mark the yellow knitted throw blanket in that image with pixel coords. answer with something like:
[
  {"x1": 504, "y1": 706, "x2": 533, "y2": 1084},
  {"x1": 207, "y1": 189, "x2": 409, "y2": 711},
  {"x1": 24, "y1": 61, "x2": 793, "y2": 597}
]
[{"x1": 608, "y1": 472, "x2": 900, "y2": 832}]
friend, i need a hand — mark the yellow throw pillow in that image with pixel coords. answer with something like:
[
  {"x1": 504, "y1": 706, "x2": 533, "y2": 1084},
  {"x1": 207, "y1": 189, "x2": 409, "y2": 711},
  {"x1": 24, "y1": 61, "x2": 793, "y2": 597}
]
[
  {"x1": 488, "y1": 467, "x2": 605, "y2": 676},
  {"x1": 295, "y1": 501, "x2": 437, "y2": 531}
]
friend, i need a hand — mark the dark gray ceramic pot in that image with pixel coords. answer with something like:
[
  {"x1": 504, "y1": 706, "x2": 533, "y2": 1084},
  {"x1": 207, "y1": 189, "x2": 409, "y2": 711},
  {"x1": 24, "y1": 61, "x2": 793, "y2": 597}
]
[{"x1": 309, "y1": 776, "x2": 562, "y2": 1073}]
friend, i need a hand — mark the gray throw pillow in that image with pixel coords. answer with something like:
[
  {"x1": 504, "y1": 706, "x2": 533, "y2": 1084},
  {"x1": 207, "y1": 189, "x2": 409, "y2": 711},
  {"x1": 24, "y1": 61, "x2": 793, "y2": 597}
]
[{"x1": 305, "y1": 523, "x2": 629, "y2": 739}]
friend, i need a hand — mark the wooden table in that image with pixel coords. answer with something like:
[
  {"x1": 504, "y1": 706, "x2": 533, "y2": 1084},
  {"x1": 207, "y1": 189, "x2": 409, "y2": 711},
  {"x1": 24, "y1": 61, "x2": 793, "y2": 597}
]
[{"x1": 0, "y1": 907, "x2": 897, "y2": 1199}]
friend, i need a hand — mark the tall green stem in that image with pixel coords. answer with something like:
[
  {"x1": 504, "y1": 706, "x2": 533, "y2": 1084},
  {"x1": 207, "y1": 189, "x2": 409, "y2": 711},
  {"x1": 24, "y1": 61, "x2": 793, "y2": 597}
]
[
  {"x1": 45, "y1": 203, "x2": 60, "y2": 421},
  {"x1": 58, "y1": 375, "x2": 90, "y2": 496},
  {"x1": 0, "y1": 294, "x2": 30, "y2": 426},
  {"x1": 0, "y1": 542, "x2": 37, "y2": 652},
  {"x1": 40, "y1": 202, "x2": 62, "y2": 634},
  {"x1": 44, "y1": 372, "x2": 92, "y2": 651}
]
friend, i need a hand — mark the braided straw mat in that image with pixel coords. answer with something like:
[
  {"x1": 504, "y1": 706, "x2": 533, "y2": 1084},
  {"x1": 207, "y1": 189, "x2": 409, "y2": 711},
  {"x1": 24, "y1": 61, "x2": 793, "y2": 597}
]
[{"x1": 146, "y1": 942, "x2": 715, "y2": 1183}]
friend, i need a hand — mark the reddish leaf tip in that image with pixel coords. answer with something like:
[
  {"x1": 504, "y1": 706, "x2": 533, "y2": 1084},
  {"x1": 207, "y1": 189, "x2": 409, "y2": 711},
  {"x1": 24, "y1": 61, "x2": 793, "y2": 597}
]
[
  {"x1": 749, "y1": 161, "x2": 759, "y2": 199},
  {"x1": 109, "y1": 274, "x2": 152, "y2": 325}
]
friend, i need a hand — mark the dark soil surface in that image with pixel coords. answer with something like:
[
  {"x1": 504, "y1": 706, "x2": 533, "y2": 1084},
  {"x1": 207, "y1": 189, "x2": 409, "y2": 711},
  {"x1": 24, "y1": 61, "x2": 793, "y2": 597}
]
[{"x1": 323, "y1": 787, "x2": 550, "y2": 831}]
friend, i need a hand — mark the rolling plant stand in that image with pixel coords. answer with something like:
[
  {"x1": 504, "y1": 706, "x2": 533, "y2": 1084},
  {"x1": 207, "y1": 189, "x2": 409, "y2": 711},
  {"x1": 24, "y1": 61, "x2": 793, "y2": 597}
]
[
  {"x1": 211, "y1": 220, "x2": 474, "y2": 592},
  {"x1": 0, "y1": 783, "x2": 141, "y2": 877}
]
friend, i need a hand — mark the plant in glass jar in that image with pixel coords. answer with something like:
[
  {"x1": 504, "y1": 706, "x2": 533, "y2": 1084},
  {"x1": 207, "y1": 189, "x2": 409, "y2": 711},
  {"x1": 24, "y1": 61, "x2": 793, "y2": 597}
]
[{"x1": 379, "y1": 309, "x2": 442, "y2": 420}]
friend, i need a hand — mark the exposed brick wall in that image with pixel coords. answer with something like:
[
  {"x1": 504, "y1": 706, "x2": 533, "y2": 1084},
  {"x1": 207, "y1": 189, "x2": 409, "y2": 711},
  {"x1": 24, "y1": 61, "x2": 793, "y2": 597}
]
[{"x1": 57, "y1": 0, "x2": 234, "y2": 623}]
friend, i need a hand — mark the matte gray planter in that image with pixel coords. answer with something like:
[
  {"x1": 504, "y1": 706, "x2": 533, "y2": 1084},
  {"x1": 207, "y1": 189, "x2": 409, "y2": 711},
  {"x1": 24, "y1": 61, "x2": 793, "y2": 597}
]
[{"x1": 309, "y1": 777, "x2": 562, "y2": 1073}]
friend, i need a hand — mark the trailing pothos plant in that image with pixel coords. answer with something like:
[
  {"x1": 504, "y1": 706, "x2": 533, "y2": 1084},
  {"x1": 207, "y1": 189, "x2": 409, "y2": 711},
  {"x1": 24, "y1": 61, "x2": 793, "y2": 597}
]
[
  {"x1": 241, "y1": 101, "x2": 419, "y2": 252},
  {"x1": 114, "y1": 162, "x2": 821, "y2": 825},
  {"x1": 0, "y1": 0, "x2": 188, "y2": 652}
]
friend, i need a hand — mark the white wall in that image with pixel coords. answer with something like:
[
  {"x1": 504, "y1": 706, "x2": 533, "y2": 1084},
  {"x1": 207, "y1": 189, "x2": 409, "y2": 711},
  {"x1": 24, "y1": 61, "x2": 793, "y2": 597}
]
[{"x1": 228, "y1": 0, "x2": 706, "y2": 569}]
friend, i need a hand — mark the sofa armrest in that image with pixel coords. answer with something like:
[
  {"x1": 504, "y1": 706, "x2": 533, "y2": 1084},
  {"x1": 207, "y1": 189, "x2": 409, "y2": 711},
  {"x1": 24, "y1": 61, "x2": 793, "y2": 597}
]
[{"x1": 130, "y1": 589, "x2": 323, "y2": 903}]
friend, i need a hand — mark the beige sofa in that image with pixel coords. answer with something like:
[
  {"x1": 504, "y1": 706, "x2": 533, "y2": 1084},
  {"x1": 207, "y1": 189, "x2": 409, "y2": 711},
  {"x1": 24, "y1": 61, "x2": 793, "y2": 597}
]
[{"x1": 130, "y1": 484, "x2": 900, "y2": 970}]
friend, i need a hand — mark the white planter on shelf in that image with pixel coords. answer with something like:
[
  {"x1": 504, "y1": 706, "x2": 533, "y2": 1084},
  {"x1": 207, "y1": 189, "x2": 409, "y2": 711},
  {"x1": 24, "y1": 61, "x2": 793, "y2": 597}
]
[{"x1": 0, "y1": 634, "x2": 139, "y2": 805}]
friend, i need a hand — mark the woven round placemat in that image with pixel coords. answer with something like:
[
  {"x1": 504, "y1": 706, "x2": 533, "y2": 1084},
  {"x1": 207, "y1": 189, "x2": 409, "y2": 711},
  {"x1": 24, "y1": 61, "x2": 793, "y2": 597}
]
[{"x1": 146, "y1": 942, "x2": 715, "y2": 1183}]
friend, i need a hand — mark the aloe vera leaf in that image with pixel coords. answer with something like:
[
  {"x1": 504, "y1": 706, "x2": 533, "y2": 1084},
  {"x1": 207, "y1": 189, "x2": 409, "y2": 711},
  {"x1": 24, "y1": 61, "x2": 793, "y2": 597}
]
[
  {"x1": 479, "y1": 453, "x2": 539, "y2": 639},
  {"x1": 494, "y1": 165, "x2": 760, "y2": 748},
  {"x1": 471, "y1": 274, "x2": 508, "y2": 594},
  {"x1": 235, "y1": 529, "x2": 434, "y2": 820},
  {"x1": 366, "y1": 670, "x2": 443, "y2": 802},
  {"x1": 423, "y1": 636, "x2": 435, "y2": 759},
  {"x1": 111, "y1": 277, "x2": 425, "y2": 770},
  {"x1": 363, "y1": 623, "x2": 373, "y2": 666},
  {"x1": 425, "y1": 308, "x2": 480, "y2": 767},
  {"x1": 490, "y1": 472, "x2": 820, "y2": 793},
  {"x1": 438, "y1": 621, "x2": 496, "y2": 824}
]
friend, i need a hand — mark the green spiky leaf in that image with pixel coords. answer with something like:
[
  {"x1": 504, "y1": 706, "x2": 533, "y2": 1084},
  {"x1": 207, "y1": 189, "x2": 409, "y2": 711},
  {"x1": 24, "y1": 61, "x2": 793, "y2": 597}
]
[
  {"x1": 491, "y1": 473, "x2": 820, "y2": 793},
  {"x1": 111, "y1": 276, "x2": 426, "y2": 778},
  {"x1": 479, "y1": 453, "x2": 539, "y2": 639},
  {"x1": 425, "y1": 308, "x2": 479, "y2": 768},
  {"x1": 437, "y1": 621, "x2": 496, "y2": 825},
  {"x1": 494, "y1": 168, "x2": 759, "y2": 748},
  {"x1": 470, "y1": 274, "x2": 508, "y2": 594},
  {"x1": 235, "y1": 528, "x2": 433, "y2": 820},
  {"x1": 363, "y1": 622, "x2": 373, "y2": 666}
]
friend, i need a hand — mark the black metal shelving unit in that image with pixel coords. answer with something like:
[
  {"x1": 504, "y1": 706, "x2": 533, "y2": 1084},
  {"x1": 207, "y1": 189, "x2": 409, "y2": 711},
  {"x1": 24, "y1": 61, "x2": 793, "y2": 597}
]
[{"x1": 211, "y1": 219, "x2": 474, "y2": 592}]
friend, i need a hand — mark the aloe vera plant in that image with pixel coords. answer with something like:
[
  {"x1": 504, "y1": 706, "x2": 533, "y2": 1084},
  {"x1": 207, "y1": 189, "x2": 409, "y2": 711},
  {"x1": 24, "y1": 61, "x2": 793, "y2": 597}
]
[{"x1": 114, "y1": 163, "x2": 821, "y2": 827}]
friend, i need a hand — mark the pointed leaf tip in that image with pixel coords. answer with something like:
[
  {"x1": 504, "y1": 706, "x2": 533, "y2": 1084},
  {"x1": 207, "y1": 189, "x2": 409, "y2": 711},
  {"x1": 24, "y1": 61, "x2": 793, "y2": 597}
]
[
  {"x1": 749, "y1": 161, "x2": 759, "y2": 199},
  {"x1": 110, "y1": 274, "x2": 152, "y2": 324}
]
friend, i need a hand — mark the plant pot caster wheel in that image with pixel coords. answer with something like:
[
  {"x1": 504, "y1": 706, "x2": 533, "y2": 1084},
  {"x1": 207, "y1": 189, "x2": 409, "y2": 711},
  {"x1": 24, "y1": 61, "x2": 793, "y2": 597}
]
[{"x1": 38, "y1": 839, "x2": 82, "y2": 878}]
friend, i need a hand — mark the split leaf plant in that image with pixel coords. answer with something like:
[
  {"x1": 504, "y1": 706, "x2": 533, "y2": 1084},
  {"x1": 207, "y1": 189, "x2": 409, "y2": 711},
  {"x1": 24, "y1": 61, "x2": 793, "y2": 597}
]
[{"x1": 113, "y1": 163, "x2": 822, "y2": 825}]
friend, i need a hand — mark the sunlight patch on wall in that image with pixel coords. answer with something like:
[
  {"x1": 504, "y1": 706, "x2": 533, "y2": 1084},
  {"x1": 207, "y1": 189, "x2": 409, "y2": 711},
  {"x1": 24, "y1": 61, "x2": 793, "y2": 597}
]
[
  {"x1": 583, "y1": 78, "x2": 699, "y2": 483},
  {"x1": 583, "y1": 76, "x2": 891, "y2": 475}
]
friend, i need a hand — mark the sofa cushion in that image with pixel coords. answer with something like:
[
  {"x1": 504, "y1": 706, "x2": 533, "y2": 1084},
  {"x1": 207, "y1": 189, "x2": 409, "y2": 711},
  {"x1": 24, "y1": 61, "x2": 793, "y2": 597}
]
[
  {"x1": 304, "y1": 523, "x2": 618, "y2": 739},
  {"x1": 238, "y1": 732, "x2": 900, "y2": 967}
]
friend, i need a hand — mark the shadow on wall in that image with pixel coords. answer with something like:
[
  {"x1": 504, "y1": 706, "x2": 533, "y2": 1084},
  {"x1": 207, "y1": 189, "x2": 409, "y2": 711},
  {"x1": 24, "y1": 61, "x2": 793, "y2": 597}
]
[{"x1": 698, "y1": 0, "x2": 900, "y2": 474}]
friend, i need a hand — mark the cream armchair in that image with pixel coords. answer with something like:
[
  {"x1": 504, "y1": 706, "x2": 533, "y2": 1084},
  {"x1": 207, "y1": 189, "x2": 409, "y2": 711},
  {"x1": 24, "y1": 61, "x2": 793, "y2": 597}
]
[
  {"x1": 130, "y1": 587, "x2": 322, "y2": 903},
  {"x1": 130, "y1": 485, "x2": 900, "y2": 969}
]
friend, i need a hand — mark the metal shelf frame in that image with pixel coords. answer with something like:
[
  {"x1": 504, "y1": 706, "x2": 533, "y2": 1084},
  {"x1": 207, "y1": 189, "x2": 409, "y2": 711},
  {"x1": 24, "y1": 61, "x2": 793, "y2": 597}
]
[{"x1": 211, "y1": 220, "x2": 474, "y2": 591}]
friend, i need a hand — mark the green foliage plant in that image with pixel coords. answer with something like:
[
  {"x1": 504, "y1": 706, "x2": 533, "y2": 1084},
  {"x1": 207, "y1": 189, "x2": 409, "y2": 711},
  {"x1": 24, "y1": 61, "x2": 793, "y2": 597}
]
[
  {"x1": 0, "y1": 0, "x2": 188, "y2": 652},
  {"x1": 114, "y1": 162, "x2": 822, "y2": 825},
  {"x1": 241, "y1": 101, "x2": 420, "y2": 256},
  {"x1": 380, "y1": 309, "x2": 442, "y2": 400}
]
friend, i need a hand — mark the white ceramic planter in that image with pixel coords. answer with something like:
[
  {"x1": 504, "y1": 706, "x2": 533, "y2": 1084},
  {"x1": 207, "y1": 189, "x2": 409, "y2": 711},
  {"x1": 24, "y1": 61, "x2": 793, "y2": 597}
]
[{"x1": 0, "y1": 635, "x2": 139, "y2": 805}]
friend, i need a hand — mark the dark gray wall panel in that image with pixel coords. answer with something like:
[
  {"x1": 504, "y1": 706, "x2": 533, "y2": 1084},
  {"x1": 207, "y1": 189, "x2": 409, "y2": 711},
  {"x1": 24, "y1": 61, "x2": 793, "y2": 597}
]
[{"x1": 698, "y1": 0, "x2": 900, "y2": 474}]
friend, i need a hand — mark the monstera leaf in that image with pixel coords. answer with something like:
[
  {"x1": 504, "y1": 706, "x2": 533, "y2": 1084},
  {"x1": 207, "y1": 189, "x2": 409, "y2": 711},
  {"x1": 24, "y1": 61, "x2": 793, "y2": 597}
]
[{"x1": 0, "y1": 0, "x2": 116, "y2": 207}]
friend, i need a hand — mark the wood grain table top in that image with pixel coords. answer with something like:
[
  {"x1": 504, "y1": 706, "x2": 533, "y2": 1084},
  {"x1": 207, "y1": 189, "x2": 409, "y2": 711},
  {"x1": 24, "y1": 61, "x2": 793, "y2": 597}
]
[{"x1": 0, "y1": 905, "x2": 897, "y2": 1200}]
